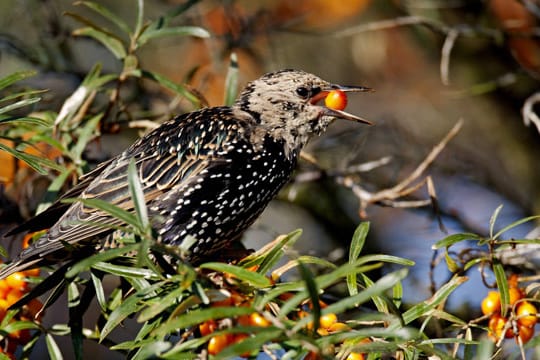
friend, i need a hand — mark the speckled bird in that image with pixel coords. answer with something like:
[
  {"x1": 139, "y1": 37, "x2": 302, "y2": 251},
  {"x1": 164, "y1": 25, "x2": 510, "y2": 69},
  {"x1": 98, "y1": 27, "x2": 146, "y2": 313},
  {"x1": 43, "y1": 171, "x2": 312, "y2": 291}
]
[{"x1": 0, "y1": 69, "x2": 371, "y2": 278}]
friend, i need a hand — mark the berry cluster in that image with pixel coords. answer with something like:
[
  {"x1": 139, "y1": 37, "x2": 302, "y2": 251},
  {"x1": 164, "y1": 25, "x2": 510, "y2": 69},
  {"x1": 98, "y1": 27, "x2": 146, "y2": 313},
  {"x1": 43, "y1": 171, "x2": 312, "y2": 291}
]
[
  {"x1": 482, "y1": 275, "x2": 538, "y2": 345},
  {"x1": 197, "y1": 265, "x2": 369, "y2": 359},
  {"x1": 0, "y1": 235, "x2": 43, "y2": 358}
]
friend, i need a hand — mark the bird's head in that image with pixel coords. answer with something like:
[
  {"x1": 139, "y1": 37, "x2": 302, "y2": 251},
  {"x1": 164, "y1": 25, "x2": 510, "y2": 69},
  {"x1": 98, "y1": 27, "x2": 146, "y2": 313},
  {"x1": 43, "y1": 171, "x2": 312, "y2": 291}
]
[{"x1": 234, "y1": 69, "x2": 372, "y2": 155}]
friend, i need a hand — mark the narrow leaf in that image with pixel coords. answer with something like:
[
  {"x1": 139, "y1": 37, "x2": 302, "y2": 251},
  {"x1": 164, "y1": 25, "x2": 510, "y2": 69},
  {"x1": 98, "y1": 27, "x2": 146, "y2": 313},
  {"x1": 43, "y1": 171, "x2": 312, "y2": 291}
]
[
  {"x1": 402, "y1": 275, "x2": 468, "y2": 324},
  {"x1": 432, "y1": 233, "x2": 481, "y2": 249},
  {"x1": 223, "y1": 52, "x2": 238, "y2": 106},
  {"x1": 199, "y1": 263, "x2": 271, "y2": 287},
  {"x1": 137, "y1": 26, "x2": 210, "y2": 46},
  {"x1": 73, "y1": 27, "x2": 127, "y2": 59},
  {"x1": 493, "y1": 215, "x2": 540, "y2": 240},
  {"x1": 77, "y1": 1, "x2": 131, "y2": 35},
  {"x1": 0, "y1": 71, "x2": 36, "y2": 91},
  {"x1": 489, "y1": 204, "x2": 503, "y2": 239},
  {"x1": 493, "y1": 261, "x2": 509, "y2": 317},
  {"x1": 128, "y1": 159, "x2": 149, "y2": 229},
  {"x1": 347, "y1": 222, "x2": 369, "y2": 296},
  {"x1": 45, "y1": 334, "x2": 64, "y2": 360},
  {"x1": 65, "y1": 244, "x2": 139, "y2": 278}
]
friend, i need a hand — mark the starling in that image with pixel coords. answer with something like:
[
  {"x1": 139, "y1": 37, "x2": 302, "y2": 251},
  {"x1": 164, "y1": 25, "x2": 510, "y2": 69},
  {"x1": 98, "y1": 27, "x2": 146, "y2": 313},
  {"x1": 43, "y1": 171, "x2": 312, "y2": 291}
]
[{"x1": 0, "y1": 69, "x2": 371, "y2": 278}]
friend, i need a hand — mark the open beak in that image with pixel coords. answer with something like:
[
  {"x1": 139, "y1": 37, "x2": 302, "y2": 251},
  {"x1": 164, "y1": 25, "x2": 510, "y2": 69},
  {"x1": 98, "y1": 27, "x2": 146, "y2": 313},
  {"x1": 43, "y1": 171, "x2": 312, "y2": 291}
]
[{"x1": 310, "y1": 84, "x2": 374, "y2": 125}]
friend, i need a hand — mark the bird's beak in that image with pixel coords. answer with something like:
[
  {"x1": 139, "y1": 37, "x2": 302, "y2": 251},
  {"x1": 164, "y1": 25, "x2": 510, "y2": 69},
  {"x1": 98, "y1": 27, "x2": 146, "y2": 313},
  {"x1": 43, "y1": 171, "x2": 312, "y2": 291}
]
[{"x1": 310, "y1": 84, "x2": 374, "y2": 125}]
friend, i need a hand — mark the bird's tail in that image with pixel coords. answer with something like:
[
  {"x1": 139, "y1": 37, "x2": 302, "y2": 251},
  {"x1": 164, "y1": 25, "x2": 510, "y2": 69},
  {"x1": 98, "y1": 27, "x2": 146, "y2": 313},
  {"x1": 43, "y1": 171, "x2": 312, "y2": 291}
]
[{"x1": 0, "y1": 258, "x2": 41, "y2": 280}]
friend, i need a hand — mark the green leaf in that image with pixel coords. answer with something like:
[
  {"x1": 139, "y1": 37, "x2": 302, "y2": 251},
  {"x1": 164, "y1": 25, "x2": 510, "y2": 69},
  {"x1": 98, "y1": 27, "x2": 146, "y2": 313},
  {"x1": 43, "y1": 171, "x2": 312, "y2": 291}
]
[
  {"x1": 0, "y1": 143, "x2": 62, "y2": 174},
  {"x1": 444, "y1": 251, "x2": 460, "y2": 273},
  {"x1": 76, "y1": 1, "x2": 132, "y2": 35},
  {"x1": 63, "y1": 197, "x2": 139, "y2": 228},
  {"x1": 133, "y1": 0, "x2": 144, "y2": 40},
  {"x1": 489, "y1": 204, "x2": 503, "y2": 239},
  {"x1": 0, "y1": 115, "x2": 51, "y2": 126},
  {"x1": 199, "y1": 262, "x2": 271, "y2": 287},
  {"x1": 360, "y1": 273, "x2": 388, "y2": 313},
  {"x1": 257, "y1": 230, "x2": 302, "y2": 275},
  {"x1": 152, "y1": 306, "x2": 254, "y2": 338},
  {"x1": 347, "y1": 222, "x2": 369, "y2": 296},
  {"x1": 100, "y1": 281, "x2": 166, "y2": 341},
  {"x1": 65, "y1": 244, "x2": 139, "y2": 278},
  {"x1": 215, "y1": 329, "x2": 282, "y2": 359},
  {"x1": 0, "y1": 97, "x2": 41, "y2": 115},
  {"x1": 90, "y1": 272, "x2": 107, "y2": 312},
  {"x1": 131, "y1": 341, "x2": 171, "y2": 360},
  {"x1": 45, "y1": 334, "x2": 64, "y2": 360},
  {"x1": 0, "y1": 70, "x2": 36, "y2": 91},
  {"x1": 70, "y1": 113, "x2": 102, "y2": 164},
  {"x1": 432, "y1": 233, "x2": 481, "y2": 249},
  {"x1": 223, "y1": 52, "x2": 239, "y2": 106},
  {"x1": 493, "y1": 215, "x2": 540, "y2": 240},
  {"x1": 141, "y1": 70, "x2": 201, "y2": 106},
  {"x1": 73, "y1": 27, "x2": 127, "y2": 59},
  {"x1": 91, "y1": 261, "x2": 159, "y2": 279},
  {"x1": 137, "y1": 26, "x2": 210, "y2": 47},
  {"x1": 298, "y1": 261, "x2": 320, "y2": 332},
  {"x1": 493, "y1": 261, "x2": 509, "y2": 317},
  {"x1": 128, "y1": 159, "x2": 149, "y2": 229},
  {"x1": 402, "y1": 275, "x2": 468, "y2": 325}
]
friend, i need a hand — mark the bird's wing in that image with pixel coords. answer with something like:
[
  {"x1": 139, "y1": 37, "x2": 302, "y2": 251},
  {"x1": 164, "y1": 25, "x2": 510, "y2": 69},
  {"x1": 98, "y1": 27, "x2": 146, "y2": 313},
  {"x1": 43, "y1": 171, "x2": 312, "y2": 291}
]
[
  {"x1": 10, "y1": 108, "x2": 238, "y2": 264},
  {"x1": 4, "y1": 157, "x2": 116, "y2": 236}
]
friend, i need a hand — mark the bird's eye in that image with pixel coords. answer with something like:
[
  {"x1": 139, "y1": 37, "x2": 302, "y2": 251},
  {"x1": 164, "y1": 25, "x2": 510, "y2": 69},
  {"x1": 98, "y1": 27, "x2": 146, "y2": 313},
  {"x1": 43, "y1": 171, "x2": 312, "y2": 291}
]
[{"x1": 296, "y1": 87, "x2": 310, "y2": 99}]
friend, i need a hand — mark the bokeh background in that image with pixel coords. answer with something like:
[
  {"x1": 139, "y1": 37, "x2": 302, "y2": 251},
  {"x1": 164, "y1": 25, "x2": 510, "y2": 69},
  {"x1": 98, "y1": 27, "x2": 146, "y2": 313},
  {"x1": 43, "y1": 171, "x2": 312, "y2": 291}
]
[{"x1": 1, "y1": 0, "x2": 540, "y2": 358}]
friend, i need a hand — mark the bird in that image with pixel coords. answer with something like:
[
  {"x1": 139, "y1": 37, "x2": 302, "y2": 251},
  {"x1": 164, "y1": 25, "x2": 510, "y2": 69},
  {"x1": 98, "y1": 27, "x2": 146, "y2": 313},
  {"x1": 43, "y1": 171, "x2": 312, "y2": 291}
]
[{"x1": 0, "y1": 69, "x2": 372, "y2": 279}]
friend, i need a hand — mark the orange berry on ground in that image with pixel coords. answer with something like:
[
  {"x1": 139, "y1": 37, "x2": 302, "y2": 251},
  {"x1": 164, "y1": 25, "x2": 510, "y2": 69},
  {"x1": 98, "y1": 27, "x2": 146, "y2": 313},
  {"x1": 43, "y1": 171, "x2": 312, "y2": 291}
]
[
  {"x1": 199, "y1": 320, "x2": 217, "y2": 336},
  {"x1": 516, "y1": 301, "x2": 537, "y2": 328},
  {"x1": 5, "y1": 273, "x2": 27, "y2": 291},
  {"x1": 481, "y1": 291, "x2": 501, "y2": 315},
  {"x1": 346, "y1": 352, "x2": 365, "y2": 360},
  {"x1": 508, "y1": 287, "x2": 523, "y2": 306},
  {"x1": 249, "y1": 312, "x2": 271, "y2": 327},
  {"x1": 207, "y1": 333, "x2": 231, "y2": 355},
  {"x1": 324, "y1": 90, "x2": 348, "y2": 111},
  {"x1": 516, "y1": 323, "x2": 535, "y2": 344},
  {"x1": 319, "y1": 313, "x2": 338, "y2": 329}
]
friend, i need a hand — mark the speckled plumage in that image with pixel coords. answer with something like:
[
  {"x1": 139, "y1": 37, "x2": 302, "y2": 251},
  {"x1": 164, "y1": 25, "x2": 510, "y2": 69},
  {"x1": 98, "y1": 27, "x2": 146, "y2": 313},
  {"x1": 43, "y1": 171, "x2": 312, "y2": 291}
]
[{"x1": 1, "y1": 69, "x2": 371, "y2": 277}]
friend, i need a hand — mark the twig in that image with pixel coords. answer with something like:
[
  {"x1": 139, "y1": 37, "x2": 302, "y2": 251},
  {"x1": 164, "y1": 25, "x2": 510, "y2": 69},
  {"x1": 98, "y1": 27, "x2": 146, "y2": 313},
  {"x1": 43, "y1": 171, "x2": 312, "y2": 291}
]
[{"x1": 522, "y1": 91, "x2": 540, "y2": 135}]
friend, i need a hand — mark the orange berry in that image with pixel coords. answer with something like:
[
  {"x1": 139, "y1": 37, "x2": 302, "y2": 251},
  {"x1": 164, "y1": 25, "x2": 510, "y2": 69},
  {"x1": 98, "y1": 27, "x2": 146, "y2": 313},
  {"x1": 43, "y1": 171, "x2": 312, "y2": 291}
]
[
  {"x1": 207, "y1": 334, "x2": 231, "y2": 355},
  {"x1": 346, "y1": 352, "x2": 365, "y2": 360},
  {"x1": 516, "y1": 301, "x2": 537, "y2": 328},
  {"x1": 516, "y1": 323, "x2": 535, "y2": 344},
  {"x1": 249, "y1": 312, "x2": 271, "y2": 327},
  {"x1": 9, "y1": 328, "x2": 31, "y2": 343},
  {"x1": 6, "y1": 288, "x2": 23, "y2": 306},
  {"x1": 304, "y1": 351, "x2": 321, "y2": 360},
  {"x1": 319, "y1": 313, "x2": 338, "y2": 329},
  {"x1": 5, "y1": 273, "x2": 28, "y2": 291},
  {"x1": 488, "y1": 314, "x2": 510, "y2": 339},
  {"x1": 481, "y1": 291, "x2": 501, "y2": 315},
  {"x1": 22, "y1": 268, "x2": 40, "y2": 277},
  {"x1": 0, "y1": 279, "x2": 10, "y2": 292},
  {"x1": 508, "y1": 274, "x2": 519, "y2": 288},
  {"x1": 328, "y1": 322, "x2": 350, "y2": 332},
  {"x1": 199, "y1": 320, "x2": 217, "y2": 336},
  {"x1": 325, "y1": 90, "x2": 348, "y2": 111},
  {"x1": 508, "y1": 287, "x2": 523, "y2": 306}
]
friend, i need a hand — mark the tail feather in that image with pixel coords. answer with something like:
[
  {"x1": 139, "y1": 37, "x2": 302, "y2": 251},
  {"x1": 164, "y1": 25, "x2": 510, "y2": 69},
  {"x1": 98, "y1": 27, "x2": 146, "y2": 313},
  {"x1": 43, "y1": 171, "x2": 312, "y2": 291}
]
[{"x1": 0, "y1": 257, "x2": 42, "y2": 279}]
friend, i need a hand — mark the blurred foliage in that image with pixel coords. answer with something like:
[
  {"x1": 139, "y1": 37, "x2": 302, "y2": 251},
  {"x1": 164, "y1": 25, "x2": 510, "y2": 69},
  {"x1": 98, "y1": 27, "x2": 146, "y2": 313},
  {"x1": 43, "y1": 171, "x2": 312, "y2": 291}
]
[{"x1": 0, "y1": 1, "x2": 539, "y2": 360}]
